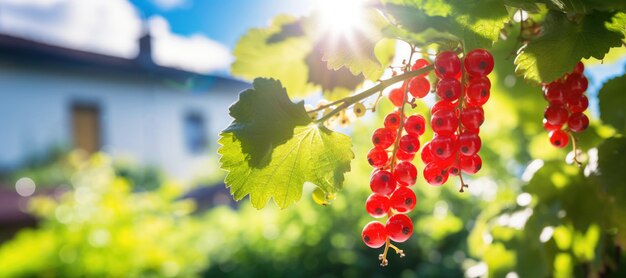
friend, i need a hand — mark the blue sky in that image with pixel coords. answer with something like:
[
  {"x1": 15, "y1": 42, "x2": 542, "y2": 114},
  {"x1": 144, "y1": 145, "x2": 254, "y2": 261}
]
[{"x1": 129, "y1": 0, "x2": 315, "y2": 48}]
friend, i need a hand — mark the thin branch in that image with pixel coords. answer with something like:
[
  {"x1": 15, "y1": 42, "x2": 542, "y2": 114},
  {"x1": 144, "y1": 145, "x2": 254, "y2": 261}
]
[{"x1": 316, "y1": 64, "x2": 434, "y2": 124}]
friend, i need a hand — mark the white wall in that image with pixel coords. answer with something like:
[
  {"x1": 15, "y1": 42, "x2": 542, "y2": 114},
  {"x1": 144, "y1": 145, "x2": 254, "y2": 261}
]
[{"x1": 0, "y1": 61, "x2": 242, "y2": 182}]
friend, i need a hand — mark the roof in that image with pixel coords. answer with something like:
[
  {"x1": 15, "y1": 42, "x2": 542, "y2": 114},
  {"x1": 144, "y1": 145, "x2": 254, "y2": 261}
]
[{"x1": 0, "y1": 33, "x2": 250, "y2": 92}]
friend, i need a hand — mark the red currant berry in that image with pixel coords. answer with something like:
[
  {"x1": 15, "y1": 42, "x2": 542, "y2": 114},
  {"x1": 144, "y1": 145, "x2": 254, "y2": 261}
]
[
  {"x1": 567, "y1": 95, "x2": 588, "y2": 113},
  {"x1": 431, "y1": 100, "x2": 456, "y2": 116},
  {"x1": 365, "y1": 194, "x2": 390, "y2": 218},
  {"x1": 466, "y1": 77, "x2": 491, "y2": 106},
  {"x1": 389, "y1": 187, "x2": 416, "y2": 213},
  {"x1": 386, "y1": 214, "x2": 413, "y2": 243},
  {"x1": 408, "y1": 77, "x2": 430, "y2": 98},
  {"x1": 464, "y1": 49, "x2": 494, "y2": 77},
  {"x1": 404, "y1": 114, "x2": 426, "y2": 136},
  {"x1": 423, "y1": 161, "x2": 449, "y2": 186},
  {"x1": 447, "y1": 162, "x2": 460, "y2": 176},
  {"x1": 565, "y1": 73, "x2": 588, "y2": 95},
  {"x1": 434, "y1": 51, "x2": 461, "y2": 79},
  {"x1": 399, "y1": 134, "x2": 420, "y2": 154},
  {"x1": 573, "y1": 61, "x2": 584, "y2": 74},
  {"x1": 543, "y1": 118, "x2": 562, "y2": 131},
  {"x1": 367, "y1": 147, "x2": 388, "y2": 168},
  {"x1": 436, "y1": 78, "x2": 462, "y2": 102},
  {"x1": 431, "y1": 109, "x2": 458, "y2": 136},
  {"x1": 388, "y1": 88, "x2": 405, "y2": 107},
  {"x1": 362, "y1": 221, "x2": 387, "y2": 248},
  {"x1": 460, "y1": 154, "x2": 482, "y2": 174},
  {"x1": 430, "y1": 135, "x2": 456, "y2": 161},
  {"x1": 411, "y1": 58, "x2": 430, "y2": 76},
  {"x1": 370, "y1": 170, "x2": 397, "y2": 196},
  {"x1": 421, "y1": 141, "x2": 434, "y2": 164},
  {"x1": 457, "y1": 131, "x2": 482, "y2": 156},
  {"x1": 384, "y1": 111, "x2": 402, "y2": 130},
  {"x1": 393, "y1": 161, "x2": 418, "y2": 186},
  {"x1": 396, "y1": 149, "x2": 415, "y2": 161},
  {"x1": 372, "y1": 128, "x2": 396, "y2": 149},
  {"x1": 549, "y1": 130, "x2": 569, "y2": 148},
  {"x1": 460, "y1": 106, "x2": 485, "y2": 132},
  {"x1": 568, "y1": 112, "x2": 589, "y2": 132},
  {"x1": 544, "y1": 104, "x2": 569, "y2": 126},
  {"x1": 543, "y1": 82, "x2": 565, "y2": 104}
]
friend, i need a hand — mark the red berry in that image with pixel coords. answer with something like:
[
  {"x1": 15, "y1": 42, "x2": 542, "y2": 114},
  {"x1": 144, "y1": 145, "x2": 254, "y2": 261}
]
[
  {"x1": 384, "y1": 111, "x2": 402, "y2": 130},
  {"x1": 464, "y1": 49, "x2": 494, "y2": 77},
  {"x1": 460, "y1": 154, "x2": 482, "y2": 174},
  {"x1": 430, "y1": 135, "x2": 456, "y2": 161},
  {"x1": 431, "y1": 100, "x2": 456, "y2": 115},
  {"x1": 573, "y1": 61, "x2": 584, "y2": 74},
  {"x1": 457, "y1": 131, "x2": 482, "y2": 156},
  {"x1": 436, "y1": 78, "x2": 462, "y2": 102},
  {"x1": 431, "y1": 109, "x2": 458, "y2": 136},
  {"x1": 372, "y1": 128, "x2": 396, "y2": 149},
  {"x1": 404, "y1": 115, "x2": 426, "y2": 136},
  {"x1": 567, "y1": 95, "x2": 588, "y2": 113},
  {"x1": 396, "y1": 149, "x2": 415, "y2": 161},
  {"x1": 565, "y1": 73, "x2": 588, "y2": 95},
  {"x1": 370, "y1": 170, "x2": 397, "y2": 196},
  {"x1": 393, "y1": 161, "x2": 418, "y2": 186},
  {"x1": 549, "y1": 130, "x2": 569, "y2": 148},
  {"x1": 367, "y1": 147, "x2": 388, "y2": 168},
  {"x1": 362, "y1": 221, "x2": 387, "y2": 248},
  {"x1": 543, "y1": 82, "x2": 565, "y2": 104},
  {"x1": 411, "y1": 58, "x2": 430, "y2": 75},
  {"x1": 447, "y1": 162, "x2": 460, "y2": 176},
  {"x1": 423, "y1": 161, "x2": 449, "y2": 186},
  {"x1": 399, "y1": 134, "x2": 420, "y2": 154},
  {"x1": 408, "y1": 77, "x2": 430, "y2": 98},
  {"x1": 389, "y1": 187, "x2": 416, "y2": 213},
  {"x1": 544, "y1": 104, "x2": 569, "y2": 126},
  {"x1": 466, "y1": 77, "x2": 491, "y2": 106},
  {"x1": 421, "y1": 141, "x2": 434, "y2": 164},
  {"x1": 434, "y1": 51, "x2": 461, "y2": 79},
  {"x1": 543, "y1": 118, "x2": 562, "y2": 131},
  {"x1": 385, "y1": 214, "x2": 413, "y2": 243},
  {"x1": 568, "y1": 112, "x2": 589, "y2": 132},
  {"x1": 388, "y1": 88, "x2": 405, "y2": 107},
  {"x1": 460, "y1": 106, "x2": 485, "y2": 131},
  {"x1": 365, "y1": 194, "x2": 390, "y2": 218}
]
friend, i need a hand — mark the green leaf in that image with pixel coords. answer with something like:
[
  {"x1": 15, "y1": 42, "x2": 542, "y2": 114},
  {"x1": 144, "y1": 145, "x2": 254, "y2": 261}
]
[
  {"x1": 321, "y1": 10, "x2": 396, "y2": 80},
  {"x1": 231, "y1": 15, "x2": 366, "y2": 100},
  {"x1": 542, "y1": 0, "x2": 626, "y2": 14},
  {"x1": 599, "y1": 75, "x2": 626, "y2": 132},
  {"x1": 515, "y1": 11, "x2": 625, "y2": 83},
  {"x1": 595, "y1": 137, "x2": 626, "y2": 246},
  {"x1": 382, "y1": 0, "x2": 509, "y2": 49},
  {"x1": 219, "y1": 78, "x2": 354, "y2": 209},
  {"x1": 223, "y1": 78, "x2": 312, "y2": 167},
  {"x1": 449, "y1": 0, "x2": 510, "y2": 50},
  {"x1": 504, "y1": 0, "x2": 541, "y2": 13}
]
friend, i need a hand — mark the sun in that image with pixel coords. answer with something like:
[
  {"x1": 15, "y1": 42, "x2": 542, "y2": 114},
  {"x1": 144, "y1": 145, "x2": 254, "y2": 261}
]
[{"x1": 313, "y1": 0, "x2": 367, "y2": 37}]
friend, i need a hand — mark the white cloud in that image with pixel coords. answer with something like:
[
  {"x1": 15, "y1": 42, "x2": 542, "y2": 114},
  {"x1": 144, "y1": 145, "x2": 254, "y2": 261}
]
[
  {"x1": 149, "y1": 16, "x2": 232, "y2": 74},
  {"x1": 0, "y1": 0, "x2": 231, "y2": 73},
  {"x1": 151, "y1": 0, "x2": 188, "y2": 10},
  {"x1": 0, "y1": 0, "x2": 142, "y2": 58}
]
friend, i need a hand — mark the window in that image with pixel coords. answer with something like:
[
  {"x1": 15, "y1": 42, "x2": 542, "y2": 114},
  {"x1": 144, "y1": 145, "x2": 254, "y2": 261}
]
[
  {"x1": 184, "y1": 112, "x2": 207, "y2": 154},
  {"x1": 71, "y1": 103, "x2": 101, "y2": 154}
]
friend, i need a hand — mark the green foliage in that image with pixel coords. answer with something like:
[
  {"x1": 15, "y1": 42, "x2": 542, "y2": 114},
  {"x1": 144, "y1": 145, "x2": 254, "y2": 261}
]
[
  {"x1": 219, "y1": 78, "x2": 353, "y2": 208},
  {"x1": 515, "y1": 10, "x2": 625, "y2": 83},
  {"x1": 321, "y1": 10, "x2": 396, "y2": 80},
  {"x1": 599, "y1": 75, "x2": 626, "y2": 132}
]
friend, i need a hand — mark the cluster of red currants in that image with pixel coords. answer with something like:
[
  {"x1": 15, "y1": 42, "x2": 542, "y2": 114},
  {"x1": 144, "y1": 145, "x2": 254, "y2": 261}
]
[
  {"x1": 542, "y1": 62, "x2": 589, "y2": 148},
  {"x1": 421, "y1": 49, "x2": 493, "y2": 190},
  {"x1": 361, "y1": 59, "x2": 431, "y2": 266}
]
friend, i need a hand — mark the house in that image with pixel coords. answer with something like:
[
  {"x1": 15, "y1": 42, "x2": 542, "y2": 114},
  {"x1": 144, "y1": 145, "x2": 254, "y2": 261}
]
[{"x1": 0, "y1": 33, "x2": 249, "y2": 182}]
